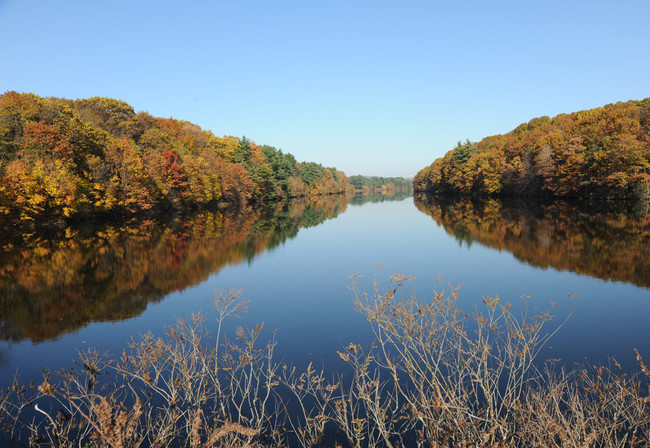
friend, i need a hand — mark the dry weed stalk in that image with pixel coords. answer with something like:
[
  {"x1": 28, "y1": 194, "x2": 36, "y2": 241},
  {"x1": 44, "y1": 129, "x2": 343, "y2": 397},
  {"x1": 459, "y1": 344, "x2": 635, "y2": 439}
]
[
  {"x1": 0, "y1": 278, "x2": 649, "y2": 447},
  {"x1": 339, "y1": 272, "x2": 649, "y2": 447},
  {"x1": 0, "y1": 289, "x2": 282, "y2": 447}
]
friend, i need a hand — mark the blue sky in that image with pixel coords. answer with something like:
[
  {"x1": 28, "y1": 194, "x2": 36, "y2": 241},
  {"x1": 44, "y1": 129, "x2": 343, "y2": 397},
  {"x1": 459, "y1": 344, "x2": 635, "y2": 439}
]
[{"x1": 1, "y1": 0, "x2": 648, "y2": 177}]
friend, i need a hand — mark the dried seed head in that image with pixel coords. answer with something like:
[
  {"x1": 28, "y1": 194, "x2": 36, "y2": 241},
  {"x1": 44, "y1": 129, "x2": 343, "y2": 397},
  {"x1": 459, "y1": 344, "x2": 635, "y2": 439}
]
[{"x1": 37, "y1": 378, "x2": 55, "y2": 396}]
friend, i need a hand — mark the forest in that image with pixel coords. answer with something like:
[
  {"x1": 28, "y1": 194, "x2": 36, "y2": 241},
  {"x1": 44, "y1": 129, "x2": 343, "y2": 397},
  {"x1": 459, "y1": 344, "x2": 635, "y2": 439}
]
[
  {"x1": 414, "y1": 98, "x2": 650, "y2": 201},
  {"x1": 0, "y1": 92, "x2": 350, "y2": 221},
  {"x1": 348, "y1": 175, "x2": 412, "y2": 192}
]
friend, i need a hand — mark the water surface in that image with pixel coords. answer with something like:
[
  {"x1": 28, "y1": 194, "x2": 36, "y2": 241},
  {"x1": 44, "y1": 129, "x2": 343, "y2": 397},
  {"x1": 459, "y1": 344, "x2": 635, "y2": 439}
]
[{"x1": 0, "y1": 193, "x2": 648, "y2": 388}]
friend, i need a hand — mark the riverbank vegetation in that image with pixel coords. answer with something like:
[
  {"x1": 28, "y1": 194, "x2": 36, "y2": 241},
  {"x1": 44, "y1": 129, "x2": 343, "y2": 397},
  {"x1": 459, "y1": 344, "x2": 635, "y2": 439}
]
[
  {"x1": 414, "y1": 98, "x2": 650, "y2": 201},
  {"x1": 2, "y1": 276, "x2": 649, "y2": 447},
  {"x1": 348, "y1": 175, "x2": 412, "y2": 194},
  {"x1": 0, "y1": 92, "x2": 349, "y2": 221}
]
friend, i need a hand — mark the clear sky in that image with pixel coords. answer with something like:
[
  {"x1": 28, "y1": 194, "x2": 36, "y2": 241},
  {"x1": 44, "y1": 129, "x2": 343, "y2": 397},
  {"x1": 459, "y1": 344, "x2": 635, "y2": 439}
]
[{"x1": 0, "y1": 0, "x2": 648, "y2": 177}]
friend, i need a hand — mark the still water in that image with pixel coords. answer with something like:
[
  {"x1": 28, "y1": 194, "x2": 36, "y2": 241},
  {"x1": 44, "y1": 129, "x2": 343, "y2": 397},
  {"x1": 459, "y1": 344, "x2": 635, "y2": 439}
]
[{"x1": 0, "y1": 192, "x2": 648, "y2": 388}]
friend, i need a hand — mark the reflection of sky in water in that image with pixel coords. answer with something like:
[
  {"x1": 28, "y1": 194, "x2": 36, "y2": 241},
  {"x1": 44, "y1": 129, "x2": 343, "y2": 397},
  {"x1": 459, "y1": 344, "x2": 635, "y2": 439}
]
[{"x1": 1, "y1": 198, "x2": 649, "y2": 388}]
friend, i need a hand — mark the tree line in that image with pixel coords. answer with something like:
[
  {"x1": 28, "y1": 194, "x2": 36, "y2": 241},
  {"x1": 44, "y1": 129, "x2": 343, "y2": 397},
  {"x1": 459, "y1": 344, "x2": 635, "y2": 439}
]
[
  {"x1": 0, "y1": 92, "x2": 349, "y2": 220},
  {"x1": 414, "y1": 98, "x2": 650, "y2": 201},
  {"x1": 348, "y1": 175, "x2": 412, "y2": 191}
]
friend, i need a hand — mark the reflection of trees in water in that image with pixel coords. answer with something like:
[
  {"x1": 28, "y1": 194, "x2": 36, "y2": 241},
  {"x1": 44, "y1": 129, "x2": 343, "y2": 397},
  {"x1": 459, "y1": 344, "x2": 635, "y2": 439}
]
[
  {"x1": 0, "y1": 195, "x2": 348, "y2": 342},
  {"x1": 414, "y1": 193, "x2": 650, "y2": 288},
  {"x1": 349, "y1": 189, "x2": 413, "y2": 206}
]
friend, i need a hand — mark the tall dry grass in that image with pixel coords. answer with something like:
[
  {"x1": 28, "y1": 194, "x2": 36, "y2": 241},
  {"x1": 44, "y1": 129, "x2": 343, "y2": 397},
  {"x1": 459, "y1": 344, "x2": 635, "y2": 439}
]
[
  {"x1": 1, "y1": 277, "x2": 649, "y2": 447},
  {"x1": 334, "y1": 273, "x2": 650, "y2": 447}
]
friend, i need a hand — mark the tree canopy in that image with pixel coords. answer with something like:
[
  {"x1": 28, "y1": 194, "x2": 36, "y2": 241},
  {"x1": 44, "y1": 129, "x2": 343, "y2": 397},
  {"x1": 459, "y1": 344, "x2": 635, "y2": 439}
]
[
  {"x1": 348, "y1": 175, "x2": 412, "y2": 191},
  {"x1": 414, "y1": 99, "x2": 650, "y2": 201},
  {"x1": 0, "y1": 92, "x2": 349, "y2": 220}
]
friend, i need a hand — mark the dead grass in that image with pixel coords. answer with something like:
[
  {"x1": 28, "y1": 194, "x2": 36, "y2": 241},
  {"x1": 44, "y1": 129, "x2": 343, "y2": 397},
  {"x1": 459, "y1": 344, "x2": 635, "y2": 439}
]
[{"x1": 1, "y1": 279, "x2": 649, "y2": 447}]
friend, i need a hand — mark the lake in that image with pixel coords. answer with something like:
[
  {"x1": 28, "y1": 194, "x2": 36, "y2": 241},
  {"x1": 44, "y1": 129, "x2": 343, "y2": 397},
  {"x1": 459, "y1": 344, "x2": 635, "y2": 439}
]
[{"x1": 0, "y1": 192, "x2": 648, "y2": 389}]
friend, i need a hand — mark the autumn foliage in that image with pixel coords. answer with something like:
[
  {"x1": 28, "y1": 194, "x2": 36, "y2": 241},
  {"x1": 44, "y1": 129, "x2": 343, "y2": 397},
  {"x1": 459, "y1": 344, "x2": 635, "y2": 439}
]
[
  {"x1": 414, "y1": 99, "x2": 650, "y2": 201},
  {"x1": 0, "y1": 92, "x2": 349, "y2": 220}
]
